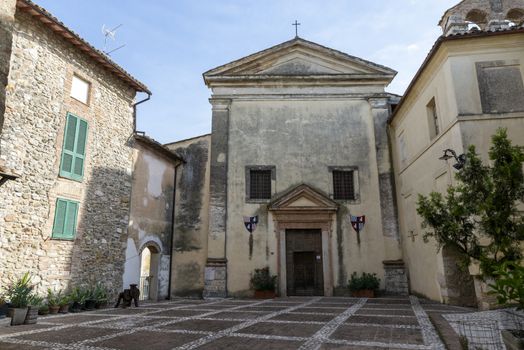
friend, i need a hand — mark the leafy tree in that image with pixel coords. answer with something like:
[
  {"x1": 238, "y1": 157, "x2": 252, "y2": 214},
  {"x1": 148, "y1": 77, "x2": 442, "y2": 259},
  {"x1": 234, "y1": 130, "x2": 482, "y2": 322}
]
[{"x1": 417, "y1": 128, "x2": 524, "y2": 277}]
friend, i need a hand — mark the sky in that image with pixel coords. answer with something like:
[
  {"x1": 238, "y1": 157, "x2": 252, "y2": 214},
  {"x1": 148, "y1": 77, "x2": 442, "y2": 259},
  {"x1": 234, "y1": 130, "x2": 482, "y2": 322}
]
[{"x1": 34, "y1": 0, "x2": 459, "y2": 144}]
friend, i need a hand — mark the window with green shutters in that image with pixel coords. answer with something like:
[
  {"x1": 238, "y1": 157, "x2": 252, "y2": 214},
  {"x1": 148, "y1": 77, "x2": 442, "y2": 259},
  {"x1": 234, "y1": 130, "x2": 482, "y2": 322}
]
[
  {"x1": 52, "y1": 198, "x2": 79, "y2": 240},
  {"x1": 59, "y1": 112, "x2": 88, "y2": 181}
]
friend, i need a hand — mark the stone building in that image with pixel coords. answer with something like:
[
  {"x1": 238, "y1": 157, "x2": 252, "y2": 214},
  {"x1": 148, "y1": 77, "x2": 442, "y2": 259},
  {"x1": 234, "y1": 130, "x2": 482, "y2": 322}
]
[
  {"x1": 0, "y1": 0, "x2": 150, "y2": 295},
  {"x1": 170, "y1": 38, "x2": 407, "y2": 298},
  {"x1": 389, "y1": 0, "x2": 524, "y2": 308},
  {"x1": 123, "y1": 134, "x2": 182, "y2": 301}
]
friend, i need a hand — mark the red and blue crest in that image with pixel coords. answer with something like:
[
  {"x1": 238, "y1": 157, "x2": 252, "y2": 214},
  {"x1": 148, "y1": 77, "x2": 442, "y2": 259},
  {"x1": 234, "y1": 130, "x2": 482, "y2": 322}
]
[{"x1": 350, "y1": 215, "x2": 365, "y2": 232}]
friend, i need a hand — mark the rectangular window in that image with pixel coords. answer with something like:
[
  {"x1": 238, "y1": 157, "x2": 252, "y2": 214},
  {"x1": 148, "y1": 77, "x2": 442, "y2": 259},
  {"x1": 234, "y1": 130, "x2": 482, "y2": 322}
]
[
  {"x1": 249, "y1": 169, "x2": 272, "y2": 200},
  {"x1": 427, "y1": 98, "x2": 440, "y2": 140},
  {"x1": 70, "y1": 75, "x2": 90, "y2": 104},
  {"x1": 333, "y1": 170, "x2": 355, "y2": 200},
  {"x1": 52, "y1": 198, "x2": 79, "y2": 240},
  {"x1": 60, "y1": 113, "x2": 88, "y2": 181}
]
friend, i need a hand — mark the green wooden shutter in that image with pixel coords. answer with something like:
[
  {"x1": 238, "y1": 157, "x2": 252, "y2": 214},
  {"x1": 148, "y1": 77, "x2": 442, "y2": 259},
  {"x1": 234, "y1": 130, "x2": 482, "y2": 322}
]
[
  {"x1": 59, "y1": 113, "x2": 88, "y2": 181},
  {"x1": 52, "y1": 198, "x2": 79, "y2": 240}
]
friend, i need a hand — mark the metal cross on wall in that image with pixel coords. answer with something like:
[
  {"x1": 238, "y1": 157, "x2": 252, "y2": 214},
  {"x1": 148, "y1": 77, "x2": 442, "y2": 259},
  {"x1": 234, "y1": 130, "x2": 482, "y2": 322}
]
[
  {"x1": 292, "y1": 20, "x2": 301, "y2": 37},
  {"x1": 408, "y1": 230, "x2": 418, "y2": 242}
]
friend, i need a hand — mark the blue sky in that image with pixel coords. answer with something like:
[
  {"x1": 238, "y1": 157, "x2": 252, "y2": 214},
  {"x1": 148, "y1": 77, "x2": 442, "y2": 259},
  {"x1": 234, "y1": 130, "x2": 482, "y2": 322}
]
[{"x1": 34, "y1": 0, "x2": 458, "y2": 144}]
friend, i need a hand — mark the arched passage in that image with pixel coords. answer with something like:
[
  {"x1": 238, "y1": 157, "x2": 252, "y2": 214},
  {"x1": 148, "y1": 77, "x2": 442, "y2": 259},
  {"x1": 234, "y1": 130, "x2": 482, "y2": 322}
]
[
  {"x1": 139, "y1": 242, "x2": 161, "y2": 301},
  {"x1": 465, "y1": 9, "x2": 488, "y2": 29}
]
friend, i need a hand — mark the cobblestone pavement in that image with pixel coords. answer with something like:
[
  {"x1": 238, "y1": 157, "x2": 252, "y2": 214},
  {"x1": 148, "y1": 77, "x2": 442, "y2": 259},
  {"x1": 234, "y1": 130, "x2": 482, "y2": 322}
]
[{"x1": 0, "y1": 296, "x2": 474, "y2": 350}]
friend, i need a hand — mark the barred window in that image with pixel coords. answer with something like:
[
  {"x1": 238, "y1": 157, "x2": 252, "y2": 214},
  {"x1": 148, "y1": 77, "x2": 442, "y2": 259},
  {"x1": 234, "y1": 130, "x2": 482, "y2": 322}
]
[
  {"x1": 333, "y1": 170, "x2": 355, "y2": 200},
  {"x1": 249, "y1": 170, "x2": 272, "y2": 199}
]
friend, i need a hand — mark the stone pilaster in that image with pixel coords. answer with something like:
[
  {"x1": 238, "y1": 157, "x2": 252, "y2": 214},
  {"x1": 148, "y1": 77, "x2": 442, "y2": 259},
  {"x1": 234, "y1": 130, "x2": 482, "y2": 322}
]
[
  {"x1": 203, "y1": 98, "x2": 231, "y2": 298},
  {"x1": 370, "y1": 98, "x2": 400, "y2": 242}
]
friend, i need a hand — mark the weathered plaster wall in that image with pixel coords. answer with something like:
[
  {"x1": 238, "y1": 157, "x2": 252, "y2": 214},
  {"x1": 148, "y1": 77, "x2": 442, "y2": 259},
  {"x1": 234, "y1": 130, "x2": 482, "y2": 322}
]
[
  {"x1": 167, "y1": 135, "x2": 211, "y2": 298},
  {"x1": 390, "y1": 32, "x2": 524, "y2": 304},
  {"x1": 224, "y1": 98, "x2": 400, "y2": 296},
  {"x1": 0, "y1": 10, "x2": 136, "y2": 297},
  {"x1": 125, "y1": 144, "x2": 176, "y2": 300}
]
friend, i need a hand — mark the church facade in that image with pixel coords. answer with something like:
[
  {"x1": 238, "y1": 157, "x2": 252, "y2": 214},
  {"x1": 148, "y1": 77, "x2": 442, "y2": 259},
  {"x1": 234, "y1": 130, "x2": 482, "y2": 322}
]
[{"x1": 169, "y1": 38, "x2": 408, "y2": 298}]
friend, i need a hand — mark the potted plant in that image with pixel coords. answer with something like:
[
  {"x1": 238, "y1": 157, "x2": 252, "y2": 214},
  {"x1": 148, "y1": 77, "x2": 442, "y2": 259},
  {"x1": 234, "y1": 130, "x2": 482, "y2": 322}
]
[
  {"x1": 84, "y1": 287, "x2": 97, "y2": 310},
  {"x1": 69, "y1": 287, "x2": 87, "y2": 313},
  {"x1": 24, "y1": 295, "x2": 42, "y2": 325},
  {"x1": 0, "y1": 297, "x2": 8, "y2": 319},
  {"x1": 93, "y1": 283, "x2": 108, "y2": 309},
  {"x1": 58, "y1": 292, "x2": 70, "y2": 314},
  {"x1": 5, "y1": 272, "x2": 33, "y2": 325},
  {"x1": 348, "y1": 272, "x2": 380, "y2": 298},
  {"x1": 47, "y1": 289, "x2": 60, "y2": 314},
  {"x1": 38, "y1": 305, "x2": 49, "y2": 316},
  {"x1": 250, "y1": 267, "x2": 277, "y2": 299},
  {"x1": 489, "y1": 262, "x2": 524, "y2": 350}
]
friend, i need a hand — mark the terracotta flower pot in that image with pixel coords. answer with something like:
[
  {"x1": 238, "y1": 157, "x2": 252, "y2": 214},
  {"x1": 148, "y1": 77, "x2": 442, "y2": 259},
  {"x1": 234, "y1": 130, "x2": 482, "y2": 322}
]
[
  {"x1": 254, "y1": 290, "x2": 276, "y2": 299},
  {"x1": 351, "y1": 289, "x2": 375, "y2": 298},
  {"x1": 48, "y1": 305, "x2": 60, "y2": 314}
]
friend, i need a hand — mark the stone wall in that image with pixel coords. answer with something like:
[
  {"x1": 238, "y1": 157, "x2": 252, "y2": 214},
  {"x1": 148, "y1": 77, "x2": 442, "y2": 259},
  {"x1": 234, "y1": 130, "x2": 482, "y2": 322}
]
[
  {"x1": 0, "y1": 9, "x2": 136, "y2": 298},
  {"x1": 0, "y1": 0, "x2": 16, "y2": 136}
]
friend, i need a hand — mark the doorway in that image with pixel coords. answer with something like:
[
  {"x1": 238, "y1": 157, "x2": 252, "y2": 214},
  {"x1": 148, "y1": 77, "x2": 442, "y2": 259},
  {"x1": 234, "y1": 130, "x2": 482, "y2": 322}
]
[
  {"x1": 286, "y1": 229, "x2": 324, "y2": 296},
  {"x1": 139, "y1": 245, "x2": 160, "y2": 301}
]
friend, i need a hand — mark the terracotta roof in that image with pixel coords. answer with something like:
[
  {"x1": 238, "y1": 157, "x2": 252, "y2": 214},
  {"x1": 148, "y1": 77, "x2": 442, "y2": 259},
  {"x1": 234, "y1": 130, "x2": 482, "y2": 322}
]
[
  {"x1": 134, "y1": 133, "x2": 184, "y2": 164},
  {"x1": 16, "y1": 0, "x2": 150, "y2": 94},
  {"x1": 388, "y1": 26, "x2": 524, "y2": 124}
]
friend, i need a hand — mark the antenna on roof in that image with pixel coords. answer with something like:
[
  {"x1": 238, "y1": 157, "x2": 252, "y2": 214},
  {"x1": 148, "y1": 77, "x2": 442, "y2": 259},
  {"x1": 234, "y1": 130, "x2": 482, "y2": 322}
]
[{"x1": 102, "y1": 24, "x2": 126, "y2": 55}]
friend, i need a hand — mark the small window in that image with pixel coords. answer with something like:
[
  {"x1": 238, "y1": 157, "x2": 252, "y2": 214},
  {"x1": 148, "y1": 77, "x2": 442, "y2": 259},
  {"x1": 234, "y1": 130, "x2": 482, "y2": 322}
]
[
  {"x1": 249, "y1": 169, "x2": 272, "y2": 200},
  {"x1": 333, "y1": 170, "x2": 355, "y2": 200},
  {"x1": 427, "y1": 98, "x2": 440, "y2": 140},
  {"x1": 60, "y1": 113, "x2": 88, "y2": 181},
  {"x1": 52, "y1": 198, "x2": 79, "y2": 240},
  {"x1": 70, "y1": 75, "x2": 90, "y2": 104}
]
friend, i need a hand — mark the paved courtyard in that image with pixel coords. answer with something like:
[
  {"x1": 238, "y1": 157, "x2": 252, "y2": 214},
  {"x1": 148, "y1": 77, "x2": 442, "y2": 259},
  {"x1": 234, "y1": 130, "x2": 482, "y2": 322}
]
[{"x1": 0, "y1": 296, "x2": 473, "y2": 350}]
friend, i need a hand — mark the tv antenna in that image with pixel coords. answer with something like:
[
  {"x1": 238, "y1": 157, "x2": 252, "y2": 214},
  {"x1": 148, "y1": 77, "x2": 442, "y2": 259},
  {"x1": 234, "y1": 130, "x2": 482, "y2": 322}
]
[{"x1": 102, "y1": 24, "x2": 126, "y2": 55}]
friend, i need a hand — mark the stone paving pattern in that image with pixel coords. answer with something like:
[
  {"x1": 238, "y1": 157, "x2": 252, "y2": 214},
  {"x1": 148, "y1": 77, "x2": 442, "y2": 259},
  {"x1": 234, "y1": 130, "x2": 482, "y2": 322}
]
[{"x1": 0, "y1": 296, "x2": 473, "y2": 350}]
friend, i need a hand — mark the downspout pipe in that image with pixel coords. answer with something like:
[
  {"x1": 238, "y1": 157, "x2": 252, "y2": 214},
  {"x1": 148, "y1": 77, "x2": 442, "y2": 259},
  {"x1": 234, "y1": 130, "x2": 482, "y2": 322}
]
[{"x1": 132, "y1": 92, "x2": 151, "y2": 132}]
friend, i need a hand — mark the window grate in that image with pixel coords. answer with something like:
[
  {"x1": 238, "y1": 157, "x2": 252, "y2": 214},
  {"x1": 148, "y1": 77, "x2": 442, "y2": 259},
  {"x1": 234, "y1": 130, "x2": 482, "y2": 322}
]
[
  {"x1": 333, "y1": 170, "x2": 355, "y2": 200},
  {"x1": 250, "y1": 170, "x2": 272, "y2": 199}
]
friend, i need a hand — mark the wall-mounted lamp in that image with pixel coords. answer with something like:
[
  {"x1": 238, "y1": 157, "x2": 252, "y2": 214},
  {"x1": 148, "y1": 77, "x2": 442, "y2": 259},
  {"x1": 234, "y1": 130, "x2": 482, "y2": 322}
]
[{"x1": 439, "y1": 149, "x2": 466, "y2": 170}]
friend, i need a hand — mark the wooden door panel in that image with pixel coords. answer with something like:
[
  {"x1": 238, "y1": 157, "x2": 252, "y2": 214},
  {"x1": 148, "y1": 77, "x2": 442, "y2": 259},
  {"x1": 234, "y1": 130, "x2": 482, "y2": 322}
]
[{"x1": 286, "y1": 229, "x2": 323, "y2": 296}]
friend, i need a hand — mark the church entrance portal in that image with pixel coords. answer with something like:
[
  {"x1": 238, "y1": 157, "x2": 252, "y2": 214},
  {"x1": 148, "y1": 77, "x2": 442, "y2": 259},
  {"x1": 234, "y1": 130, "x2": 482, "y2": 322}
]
[{"x1": 286, "y1": 229, "x2": 324, "y2": 296}]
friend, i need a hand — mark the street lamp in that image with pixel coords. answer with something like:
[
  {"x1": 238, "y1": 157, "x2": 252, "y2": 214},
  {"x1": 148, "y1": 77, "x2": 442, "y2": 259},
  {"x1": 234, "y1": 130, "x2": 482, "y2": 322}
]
[{"x1": 439, "y1": 149, "x2": 466, "y2": 170}]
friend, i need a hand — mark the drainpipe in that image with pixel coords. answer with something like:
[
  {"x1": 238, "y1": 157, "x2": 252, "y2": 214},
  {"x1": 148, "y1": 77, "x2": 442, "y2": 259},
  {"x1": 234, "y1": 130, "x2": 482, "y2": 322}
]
[
  {"x1": 167, "y1": 162, "x2": 181, "y2": 299},
  {"x1": 132, "y1": 92, "x2": 151, "y2": 132}
]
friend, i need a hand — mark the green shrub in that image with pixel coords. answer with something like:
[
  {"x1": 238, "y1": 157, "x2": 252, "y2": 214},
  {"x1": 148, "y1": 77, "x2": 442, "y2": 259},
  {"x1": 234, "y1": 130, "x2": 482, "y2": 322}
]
[
  {"x1": 47, "y1": 289, "x2": 60, "y2": 307},
  {"x1": 250, "y1": 267, "x2": 277, "y2": 291},
  {"x1": 5, "y1": 272, "x2": 34, "y2": 308},
  {"x1": 489, "y1": 261, "x2": 524, "y2": 310},
  {"x1": 348, "y1": 272, "x2": 380, "y2": 291}
]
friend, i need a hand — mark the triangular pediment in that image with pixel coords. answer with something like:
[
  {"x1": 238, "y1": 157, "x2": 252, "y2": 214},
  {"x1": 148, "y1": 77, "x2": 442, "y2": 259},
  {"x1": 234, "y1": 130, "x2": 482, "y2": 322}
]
[
  {"x1": 203, "y1": 37, "x2": 396, "y2": 85},
  {"x1": 269, "y1": 184, "x2": 338, "y2": 212}
]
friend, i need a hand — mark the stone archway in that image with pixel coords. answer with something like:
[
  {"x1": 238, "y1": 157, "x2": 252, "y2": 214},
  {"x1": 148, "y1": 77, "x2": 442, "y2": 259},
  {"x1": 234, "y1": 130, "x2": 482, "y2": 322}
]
[
  {"x1": 269, "y1": 184, "x2": 338, "y2": 297},
  {"x1": 139, "y1": 241, "x2": 162, "y2": 301}
]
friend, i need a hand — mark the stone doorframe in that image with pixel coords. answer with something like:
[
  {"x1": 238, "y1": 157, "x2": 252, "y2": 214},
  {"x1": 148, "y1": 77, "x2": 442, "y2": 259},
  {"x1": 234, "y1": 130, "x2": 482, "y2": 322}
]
[{"x1": 268, "y1": 184, "x2": 338, "y2": 297}]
